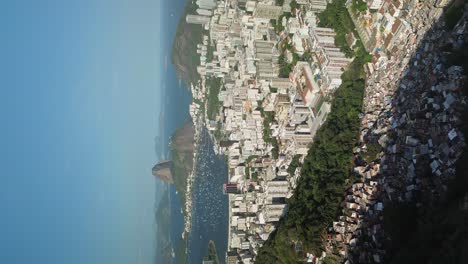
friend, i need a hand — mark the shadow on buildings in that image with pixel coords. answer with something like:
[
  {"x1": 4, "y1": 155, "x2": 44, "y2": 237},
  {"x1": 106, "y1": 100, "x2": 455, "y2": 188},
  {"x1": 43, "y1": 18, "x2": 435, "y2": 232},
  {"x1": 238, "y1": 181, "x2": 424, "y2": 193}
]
[{"x1": 345, "y1": 1, "x2": 468, "y2": 263}]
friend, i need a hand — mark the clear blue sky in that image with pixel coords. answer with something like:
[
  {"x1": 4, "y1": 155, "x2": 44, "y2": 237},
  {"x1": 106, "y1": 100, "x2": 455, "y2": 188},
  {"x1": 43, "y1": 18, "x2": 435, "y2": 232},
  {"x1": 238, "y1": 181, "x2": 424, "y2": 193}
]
[{"x1": 0, "y1": 1, "x2": 164, "y2": 263}]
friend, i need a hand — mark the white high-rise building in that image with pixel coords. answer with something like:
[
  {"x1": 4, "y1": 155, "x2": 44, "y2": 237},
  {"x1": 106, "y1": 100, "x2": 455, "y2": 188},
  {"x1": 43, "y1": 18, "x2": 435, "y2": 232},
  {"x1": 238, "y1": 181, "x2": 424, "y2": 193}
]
[
  {"x1": 367, "y1": 0, "x2": 384, "y2": 10},
  {"x1": 186, "y1": 14, "x2": 211, "y2": 25},
  {"x1": 196, "y1": 8, "x2": 213, "y2": 16},
  {"x1": 196, "y1": 0, "x2": 216, "y2": 10}
]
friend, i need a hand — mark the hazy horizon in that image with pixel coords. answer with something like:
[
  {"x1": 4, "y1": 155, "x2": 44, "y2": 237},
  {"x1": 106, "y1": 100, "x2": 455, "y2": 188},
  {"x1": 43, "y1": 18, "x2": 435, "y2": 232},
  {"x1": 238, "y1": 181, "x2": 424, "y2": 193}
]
[{"x1": 0, "y1": 1, "x2": 167, "y2": 263}]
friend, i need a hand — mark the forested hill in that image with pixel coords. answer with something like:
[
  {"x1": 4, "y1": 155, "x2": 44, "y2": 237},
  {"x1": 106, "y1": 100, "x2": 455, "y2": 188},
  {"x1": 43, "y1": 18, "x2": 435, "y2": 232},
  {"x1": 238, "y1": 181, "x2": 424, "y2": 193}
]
[
  {"x1": 171, "y1": 120, "x2": 195, "y2": 211},
  {"x1": 171, "y1": 0, "x2": 203, "y2": 85}
]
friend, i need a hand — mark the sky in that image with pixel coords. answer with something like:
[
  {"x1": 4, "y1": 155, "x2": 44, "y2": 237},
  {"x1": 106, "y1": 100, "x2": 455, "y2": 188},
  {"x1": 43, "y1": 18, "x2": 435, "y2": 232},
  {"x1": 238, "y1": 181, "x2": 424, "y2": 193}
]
[{"x1": 0, "y1": 1, "x2": 166, "y2": 263}]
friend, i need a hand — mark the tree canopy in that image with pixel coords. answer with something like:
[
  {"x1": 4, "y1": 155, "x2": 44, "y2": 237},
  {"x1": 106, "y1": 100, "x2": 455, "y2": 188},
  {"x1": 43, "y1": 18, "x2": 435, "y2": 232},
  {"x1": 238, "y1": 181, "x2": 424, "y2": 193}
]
[{"x1": 256, "y1": 0, "x2": 368, "y2": 262}]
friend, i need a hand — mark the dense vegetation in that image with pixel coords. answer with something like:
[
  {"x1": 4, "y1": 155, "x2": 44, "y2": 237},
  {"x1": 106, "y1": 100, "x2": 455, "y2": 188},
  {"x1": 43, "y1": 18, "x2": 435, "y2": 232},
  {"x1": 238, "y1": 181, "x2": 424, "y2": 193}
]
[
  {"x1": 272, "y1": 12, "x2": 293, "y2": 34},
  {"x1": 213, "y1": 121, "x2": 225, "y2": 142},
  {"x1": 279, "y1": 39, "x2": 300, "y2": 77},
  {"x1": 171, "y1": 0, "x2": 204, "y2": 84},
  {"x1": 287, "y1": 155, "x2": 301, "y2": 176},
  {"x1": 206, "y1": 43, "x2": 215, "y2": 62},
  {"x1": 444, "y1": 1, "x2": 465, "y2": 30},
  {"x1": 171, "y1": 121, "x2": 195, "y2": 213},
  {"x1": 290, "y1": 0, "x2": 299, "y2": 12},
  {"x1": 262, "y1": 110, "x2": 279, "y2": 159},
  {"x1": 172, "y1": 149, "x2": 188, "y2": 209},
  {"x1": 256, "y1": 58, "x2": 366, "y2": 263},
  {"x1": 256, "y1": 0, "x2": 370, "y2": 262},
  {"x1": 351, "y1": 0, "x2": 368, "y2": 12},
  {"x1": 203, "y1": 240, "x2": 220, "y2": 264},
  {"x1": 265, "y1": 1, "x2": 468, "y2": 263},
  {"x1": 362, "y1": 142, "x2": 382, "y2": 163},
  {"x1": 318, "y1": 0, "x2": 369, "y2": 60},
  {"x1": 206, "y1": 77, "x2": 222, "y2": 120}
]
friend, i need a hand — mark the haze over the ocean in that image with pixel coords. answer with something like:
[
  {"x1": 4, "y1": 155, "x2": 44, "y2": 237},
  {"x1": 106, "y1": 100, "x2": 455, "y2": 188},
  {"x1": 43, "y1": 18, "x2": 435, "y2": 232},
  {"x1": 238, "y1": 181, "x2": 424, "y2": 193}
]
[{"x1": 0, "y1": 1, "x2": 165, "y2": 263}]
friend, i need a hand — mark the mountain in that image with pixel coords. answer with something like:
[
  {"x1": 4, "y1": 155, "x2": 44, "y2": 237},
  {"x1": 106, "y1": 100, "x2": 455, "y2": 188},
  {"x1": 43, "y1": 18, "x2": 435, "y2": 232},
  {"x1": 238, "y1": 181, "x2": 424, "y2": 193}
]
[
  {"x1": 152, "y1": 160, "x2": 174, "y2": 183},
  {"x1": 170, "y1": 120, "x2": 195, "y2": 208},
  {"x1": 170, "y1": 0, "x2": 203, "y2": 85}
]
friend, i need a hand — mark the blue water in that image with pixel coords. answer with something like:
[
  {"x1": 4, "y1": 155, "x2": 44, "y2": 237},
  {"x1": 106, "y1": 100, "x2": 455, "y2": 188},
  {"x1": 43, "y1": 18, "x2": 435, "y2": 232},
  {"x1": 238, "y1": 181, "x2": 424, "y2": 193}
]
[{"x1": 187, "y1": 129, "x2": 229, "y2": 263}]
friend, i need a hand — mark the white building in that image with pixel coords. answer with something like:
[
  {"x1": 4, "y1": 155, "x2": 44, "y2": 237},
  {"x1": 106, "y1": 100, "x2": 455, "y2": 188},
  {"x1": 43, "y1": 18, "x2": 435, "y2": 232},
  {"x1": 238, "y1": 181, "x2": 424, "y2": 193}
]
[{"x1": 186, "y1": 14, "x2": 211, "y2": 25}]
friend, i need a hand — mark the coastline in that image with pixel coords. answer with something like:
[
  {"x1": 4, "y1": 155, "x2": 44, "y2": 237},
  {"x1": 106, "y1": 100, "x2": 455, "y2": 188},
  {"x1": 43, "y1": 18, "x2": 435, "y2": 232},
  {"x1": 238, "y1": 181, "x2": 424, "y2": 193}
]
[
  {"x1": 168, "y1": 0, "x2": 213, "y2": 256},
  {"x1": 181, "y1": 90, "x2": 204, "y2": 238},
  {"x1": 178, "y1": 78, "x2": 208, "y2": 239},
  {"x1": 182, "y1": 72, "x2": 229, "y2": 262},
  {"x1": 161, "y1": 0, "x2": 217, "y2": 262}
]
